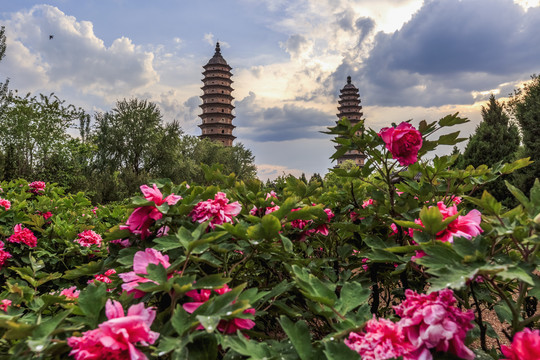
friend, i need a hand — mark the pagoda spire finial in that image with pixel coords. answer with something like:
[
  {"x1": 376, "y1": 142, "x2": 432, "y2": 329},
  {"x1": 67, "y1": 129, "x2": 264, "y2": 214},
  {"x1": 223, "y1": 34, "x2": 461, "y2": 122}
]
[
  {"x1": 347, "y1": 75, "x2": 351, "y2": 84},
  {"x1": 215, "y1": 42, "x2": 221, "y2": 54}
]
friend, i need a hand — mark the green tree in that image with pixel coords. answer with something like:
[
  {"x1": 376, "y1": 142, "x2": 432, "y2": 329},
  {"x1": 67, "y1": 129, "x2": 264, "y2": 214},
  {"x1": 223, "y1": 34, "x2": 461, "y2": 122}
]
[
  {"x1": 0, "y1": 92, "x2": 85, "y2": 180},
  {"x1": 509, "y1": 75, "x2": 540, "y2": 195},
  {"x1": 461, "y1": 94, "x2": 520, "y2": 202},
  {"x1": 91, "y1": 98, "x2": 184, "y2": 201}
]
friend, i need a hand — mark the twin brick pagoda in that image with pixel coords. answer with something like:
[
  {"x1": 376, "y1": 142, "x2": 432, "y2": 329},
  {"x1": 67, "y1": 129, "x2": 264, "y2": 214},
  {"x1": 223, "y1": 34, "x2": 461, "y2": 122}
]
[
  {"x1": 198, "y1": 42, "x2": 236, "y2": 146},
  {"x1": 198, "y1": 44, "x2": 365, "y2": 168},
  {"x1": 335, "y1": 76, "x2": 366, "y2": 167}
]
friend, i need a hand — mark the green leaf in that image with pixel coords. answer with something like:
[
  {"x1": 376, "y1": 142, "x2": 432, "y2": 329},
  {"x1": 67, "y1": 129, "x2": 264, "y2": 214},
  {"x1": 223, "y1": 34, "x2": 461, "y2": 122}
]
[
  {"x1": 393, "y1": 219, "x2": 424, "y2": 230},
  {"x1": 279, "y1": 316, "x2": 313, "y2": 360},
  {"x1": 145, "y1": 263, "x2": 168, "y2": 285},
  {"x1": 498, "y1": 266, "x2": 534, "y2": 285},
  {"x1": 436, "y1": 131, "x2": 466, "y2": 145},
  {"x1": 63, "y1": 261, "x2": 103, "y2": 280},
  {"x1": 193, "y1": 274, "x2": 231, "y2": 289},
  {"x1": 261, "y1": 214, "x2": 281, "y2": 239},
  {"x1": 336, "y1": 282, "x2": 370, "y2": 314},
  {"x1": 221, "y1": 332, "x2": 273, "y2": 359},
  {"x1": 323, "y1": 341, "x2": 360, "y2": 360},
  {"x1": 196, "y1": 315, "x2": 221, "y2": 333},
  {"x1": 499, "y1": 157, "x2": 533, "y2": 175},
  {"x1": 419, "y1": 205, "x2": 444, "y2": 235},
  {"x1": 32, "y1": 309, "x2": 72, "y2": 339},
  {"x1": 292, "y1": 265, "x2": 337, "y2": 306},
  {"x1": 438, "y1": 113, "x2": 469, "y2": 127},
  {"x1": 281, "y1": 234, "x2": 293, "y2": 253},
  {"x1": 153, "y1": 235, "x2": 182, "y2": 251},
  {"x1": 171, "y1": 306, "x2": 192, "y2": 336},
  {"x1": 78, "y1": 283, "x2": 107, "y2": 328},
  {"x1": 506, "y1": 181, "x2": 532, "y2": 212}
]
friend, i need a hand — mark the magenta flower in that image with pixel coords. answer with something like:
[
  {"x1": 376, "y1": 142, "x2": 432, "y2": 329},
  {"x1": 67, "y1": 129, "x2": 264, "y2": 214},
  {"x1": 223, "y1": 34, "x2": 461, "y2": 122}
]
[
  {"x1": 60, "y1": 286, "x2": 80, "y2": 300},
  {"x1": 435, "y1": 202, "x2": 482, "y2": 243},
  {"x1": 394, "y1": 289, "x2": 475, "y2": 360},
  {"x1": 362, "y1": 198, "x2": 374, "y2": 208},
  {"x1": 305, "y1": 208, "x2": 335, "y2": 236},
  {"x1": 290, "y1": 208, "x2": 311, "y2": 230},
  {"x1": 28, "y1": 181, "x2": 46, "y2": 194},
  {"x1": 38, "y1": 211, "x2": 53, "y2": 220},
  {"x1": 0, "y1": 299, "x2": 11, "y2": 312},
  {"x1": 121, "y1": 184, "x2": 182, "y2": 239},
  {"x1": 0, "y1": 198, "x2": 10, "y2": 210},
  {"x1": 88, "y1": 269, "x2": 117, "y2": 289},
  {"x1": 265, "y1": 190, "x2": 278, "y2": 200},
  {"x1": 345, "y1": 316, "x2": 413, "y2": 360},
  {"x1": 411, "y1": 250, "x2": 427, "y2": 262},
  {"x1": 190, "y1": 192, "x2": 241, "y2": 228},
  {"x1": 119, "y1": 248, "x2": 171, "y2": 298},
  {"x1": 501, "y1": 328, "x2": 540, "y2": 360},
  {"x1": 0, "y1": 241, "x2": 11, "y2": 269},
  {"x1": 7, "y1": 224, "x2": 37, "y2": 248},
  {"x1": 409, "y1": 202, "x2": 482, "y2": 243},
  {"x1": 183, "y1": 285, "x2": 256, "y2": 334},
  {"x1": 378, "y1": 122, "x2": 423, "y2": 166},
  {"x1": 75, "y1": 230, "x2": 103, "y2": 247},
  {"x1": 68, "y1": 299, "x2": 158, "y2": 360}
]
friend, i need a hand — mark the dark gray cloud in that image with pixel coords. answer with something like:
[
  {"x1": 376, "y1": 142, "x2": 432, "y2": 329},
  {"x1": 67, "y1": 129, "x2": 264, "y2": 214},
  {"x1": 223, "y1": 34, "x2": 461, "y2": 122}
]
[
  {"x1": 330, "y1": 0, "x2": 540, "y2": 107},
  {"x1": 234, "y1": 92, "x2": 334, "y2": 142}
]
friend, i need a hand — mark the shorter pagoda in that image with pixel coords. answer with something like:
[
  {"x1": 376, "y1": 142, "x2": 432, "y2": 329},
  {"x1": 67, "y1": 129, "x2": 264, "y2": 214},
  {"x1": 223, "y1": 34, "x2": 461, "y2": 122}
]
[
  {"x1": 335, "y1": 76, "x2": 366, "y2": 167},
  {"x1": 198, "y1": 42, "x2": 236, "y2": 146}
]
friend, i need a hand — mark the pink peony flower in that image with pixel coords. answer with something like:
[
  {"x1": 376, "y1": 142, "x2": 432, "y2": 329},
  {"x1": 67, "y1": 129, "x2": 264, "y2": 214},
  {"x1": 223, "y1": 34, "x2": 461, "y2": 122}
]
[
  {"x1": 110, "y1": 238, "x2": 131, "y2": 248},
  {"x1": 190, "y1": 192, "x2": 241, "y2": 228},
  {"x1": 501, "y1": 328, "x2": 540, "y2": 360},
  {"x1": 345, "y1": 316, "x2": 414, "y2": 360},
  {"x1": 265, "y1": 190, "x2": 278, "y2": 200},
  {"x1": 183, "y1": 284, "x2": 256, "y2": 334},
  {"x1": 67, "y1": 299, "x2": 158, "y2": 360},
  {"x1": 118, "y1": 248, "x2": 171, "y2": 298},
  {"x1": 290, "y1": 208, "x2": 311, "y2": 230},
  {"x1": 0, "y1": 241, "x2": 11, "y2": 269},
  {"x1": 40, "y1": 211, "x2": 53, "y2": 220},
  {"x1": 88, "y1": 269, "x2": 116, "y2": 286},
  {"x1": 362, "y1": 199, "x2": 374, "y2": 208},
  {"x1": 378, "y1": 122, "x2": 423, "y2": 166},
  {"x1": 409, "y1": 202, "x2": 482, "y2": 243},
  {"x1": 75, "y1": 230, "x2": 103, "y2": 247},
  {"x1": 121, "y1": 184, "x2": 182, "y2": 239},
  {"x1": 304, "y1": 208, "x2": 335, "y2": 237},
  {"x1": 60, "y1": 286, "x2": 80, "y2": 300},
  {"x1": 411, "y1": 250, "x2": 427, "y2": 262},
  {"x1": 7, "y1": 224, "x2": 37, "y2": 248},
  {"x1": 28, "y1": 181, "x2": 46, "y2": 194},
  {"x1": 0, "y1": 299, "x2": 11, "y2": 312},
  {"x1": 435, "y1": 202, "x2": 482, "y2": 243},
  {"x1": 92, "y1": 206, "x2": 98, "y2": 215},
  {"x1": 0, "y1": 198, "x2": 11, "y2": 210},
  {"x1": 394, "y1": 289, "x2": 475, "y2": 360},
  {"x1": 249, "y1": 205, "x2": 280, "y2": 217},
  {"x1": 390, "y1": 223, "x2": 398, "y2": 235}
]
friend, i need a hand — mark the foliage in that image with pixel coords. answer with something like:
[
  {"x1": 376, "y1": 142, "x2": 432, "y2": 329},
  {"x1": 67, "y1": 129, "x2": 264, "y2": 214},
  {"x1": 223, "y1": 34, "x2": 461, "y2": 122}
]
[
  {"x1": 0, "y1": 92, "x2": 87, "y2": 182},
  {"x1": 0, "y1": 113, "x2": 537, "y2": 360},
  {"x1": 508, "y1": 75, "x2": 540, "y2": 196},
  {"x1": 461, "y1": 94, "x2": 520, "y2": 205}
]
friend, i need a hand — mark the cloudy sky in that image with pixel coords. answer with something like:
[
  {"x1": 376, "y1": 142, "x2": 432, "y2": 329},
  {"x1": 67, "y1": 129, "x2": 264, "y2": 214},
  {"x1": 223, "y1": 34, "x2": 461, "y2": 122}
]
[{"x1": 1, "y1": 0, "x2": 539, "y2": 180}]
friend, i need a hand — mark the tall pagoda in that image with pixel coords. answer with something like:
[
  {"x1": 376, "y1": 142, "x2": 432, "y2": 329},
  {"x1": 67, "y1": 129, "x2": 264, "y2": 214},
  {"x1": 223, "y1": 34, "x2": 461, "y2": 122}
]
[
  {"x1": 198, "y1": 42, "x2": 236, "y2": 146},
  {"x1": 335, "y1": 76, "x2": 366, "y2": 167}
]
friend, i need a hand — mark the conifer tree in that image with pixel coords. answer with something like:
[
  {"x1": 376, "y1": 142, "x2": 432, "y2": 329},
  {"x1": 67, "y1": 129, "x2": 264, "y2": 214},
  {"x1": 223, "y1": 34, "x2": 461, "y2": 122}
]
[
  {"x1": 462, "y1": 94, "x2": 520, "y2": 202},
  {"x1": 509, "y1": 75, "x2": 540, "y2": 195}
]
